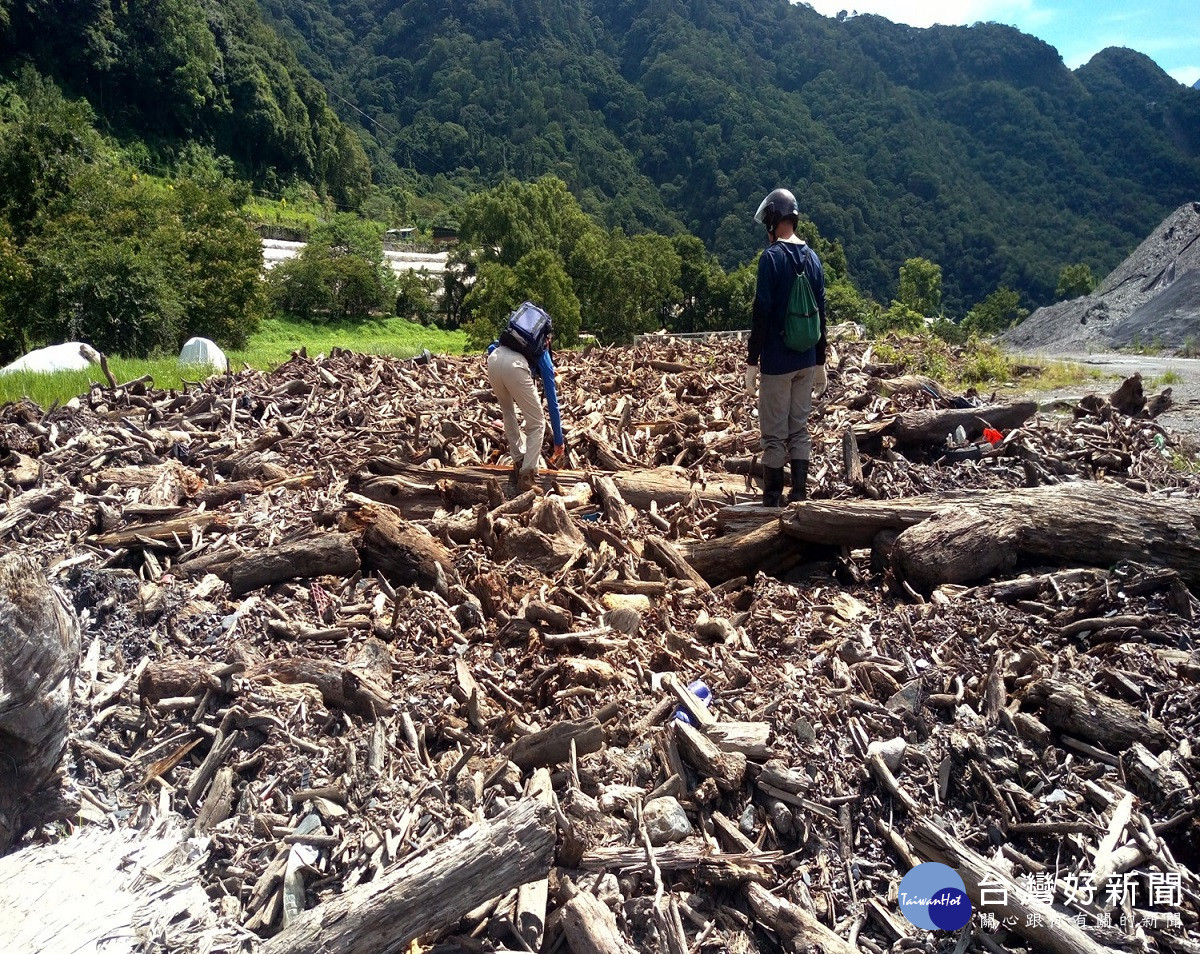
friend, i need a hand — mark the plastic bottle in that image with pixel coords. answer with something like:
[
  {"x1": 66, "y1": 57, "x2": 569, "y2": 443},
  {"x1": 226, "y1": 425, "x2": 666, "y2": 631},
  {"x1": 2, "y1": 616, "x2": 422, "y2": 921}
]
[{"x1": 673, "y1": 680, "x2": 713, "y2": 725}]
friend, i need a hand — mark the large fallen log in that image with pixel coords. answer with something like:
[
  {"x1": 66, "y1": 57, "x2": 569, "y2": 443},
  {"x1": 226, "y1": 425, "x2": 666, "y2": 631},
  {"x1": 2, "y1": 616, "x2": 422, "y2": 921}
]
[
  {"x1": 745, "y1": 882, "x2": 857, "y2": 954},
  {"x1": 906, "y1": 815, "x2": 1116, "y2": 954},
  {"x1": 262, "y1": 798, "x2": 556, "y2": 954},
  {"x1": 889, "y1": 400, "x2": 1037, "y2": 445},
  {"x1": 769, "y1": 493, "x2": 985, "y2": 547},
  {"x1": 890, "y1": 482, "x2": 1200, "y2": 590},
  {"x1": 339, "y1": 494, "x2": 459, "y2": 594},
  {"x1": 680, "y1": 518, "x2": 810, "y2": 584},
  {"x1": 0, "y1": 554, "x2": 79, "y2": 854},
  {"x1": 1021, "y1": 678, "x2": 1172, "y2": 751},
  {"x1": 220, "y1": 531, "x2": 361, "y2": 596},
  {"x1": 361, "y1": 461, "x2": 751, "y2": 517}
]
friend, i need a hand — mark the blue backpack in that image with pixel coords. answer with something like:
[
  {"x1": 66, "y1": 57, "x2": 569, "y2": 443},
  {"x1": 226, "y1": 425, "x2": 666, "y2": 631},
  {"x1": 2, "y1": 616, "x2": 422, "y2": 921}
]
[{"x1": 499, "y1": 301, "x2": 553, "y2": 364}]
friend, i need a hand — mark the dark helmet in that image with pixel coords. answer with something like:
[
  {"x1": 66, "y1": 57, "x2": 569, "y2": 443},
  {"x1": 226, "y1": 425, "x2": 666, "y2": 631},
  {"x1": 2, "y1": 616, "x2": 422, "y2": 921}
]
[{"x1": 754, "y1": 188, "x2": 799, "y2": 231}]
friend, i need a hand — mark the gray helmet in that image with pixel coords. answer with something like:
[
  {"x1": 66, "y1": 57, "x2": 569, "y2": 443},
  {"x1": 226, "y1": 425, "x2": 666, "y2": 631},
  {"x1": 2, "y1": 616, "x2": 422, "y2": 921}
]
[{"x1": 754, "y1": 188, "x2": 799, "y2": 231}]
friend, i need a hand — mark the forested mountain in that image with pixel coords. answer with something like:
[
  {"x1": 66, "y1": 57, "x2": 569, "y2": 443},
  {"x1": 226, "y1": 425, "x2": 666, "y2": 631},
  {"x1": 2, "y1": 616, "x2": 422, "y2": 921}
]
[
  {"x1": 255, "y1": 0, "x2": 1200, "y2": 314},
  {"x1": 2, "y1": 0, "x2": 1198, "y2": 317},
  {"x1": 0, "y1": 0, "x2": 371, "y2": 208}
]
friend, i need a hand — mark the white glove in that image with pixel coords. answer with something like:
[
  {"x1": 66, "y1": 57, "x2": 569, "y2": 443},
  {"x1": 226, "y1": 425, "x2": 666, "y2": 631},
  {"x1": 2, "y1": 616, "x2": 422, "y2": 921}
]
[
  {"x1": 744, "y1": 365, "x2": 759, "y2": 396},
  {"x1": 812, "y1": 364, "x2": 828, "y2": 397}
]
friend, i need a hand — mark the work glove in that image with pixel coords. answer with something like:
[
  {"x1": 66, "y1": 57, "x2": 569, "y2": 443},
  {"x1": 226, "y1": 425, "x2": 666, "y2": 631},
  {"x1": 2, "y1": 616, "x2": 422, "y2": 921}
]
[
  {"x1": 743, "y1": 365, "x2": 759, "y2": 397},
  {"x1": 812, "y1": 364, "x2": 828, "y2": 397},
  {"x1": 549, "y1": 442, "x2": 566, "y2": 468}
]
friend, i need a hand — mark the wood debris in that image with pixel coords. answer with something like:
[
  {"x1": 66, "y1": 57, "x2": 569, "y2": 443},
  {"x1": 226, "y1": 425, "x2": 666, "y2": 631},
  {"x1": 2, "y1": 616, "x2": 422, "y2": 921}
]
[{"x1": 1, "y1": 335, "x2": 1198, "y2": 953}]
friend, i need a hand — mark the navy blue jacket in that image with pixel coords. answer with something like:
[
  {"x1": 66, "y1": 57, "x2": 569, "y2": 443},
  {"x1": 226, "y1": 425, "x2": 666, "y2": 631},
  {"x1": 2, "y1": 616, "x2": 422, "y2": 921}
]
[{"x1": 747, "y1": 239, "x2": 827, "y2": 375}]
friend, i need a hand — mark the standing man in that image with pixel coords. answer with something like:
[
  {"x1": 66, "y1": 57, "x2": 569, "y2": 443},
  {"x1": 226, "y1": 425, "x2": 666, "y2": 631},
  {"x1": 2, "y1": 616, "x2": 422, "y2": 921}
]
[
  {"x1": 487, "y1": 301, "x2": 566, "y2": 493},
  {"x1": 744, "y1": 188, "x2": 828, "y2": 506}
]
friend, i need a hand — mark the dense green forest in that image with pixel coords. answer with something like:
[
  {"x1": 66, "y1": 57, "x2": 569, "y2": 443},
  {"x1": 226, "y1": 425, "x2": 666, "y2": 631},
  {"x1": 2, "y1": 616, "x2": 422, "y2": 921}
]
[
  {"x1": 1, "y1": 0, "x2": 1198, "y2": 357},
  {"x1": 253, "y1": 0, "x2": 1200, "y2": 313},
  {"x1": 0, "y1": 0, "x2": 371, "y2": 207}
]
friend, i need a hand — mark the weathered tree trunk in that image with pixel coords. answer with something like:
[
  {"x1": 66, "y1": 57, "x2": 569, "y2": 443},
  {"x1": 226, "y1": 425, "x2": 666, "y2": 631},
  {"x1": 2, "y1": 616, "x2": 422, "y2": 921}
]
[
  {"x1": 680, "y1": 519, "x2": 810, "y2": 584},
  {"x1": 745, "y1": 882, "x2": 857, "y2": 954},
  {"x1": 560, "y1": 888, "x2": 637, "y2": 954},
  {"x1": 262, "y1": 798, "x2": 556, "y2": 954},
  {"x1": 1021, "y1": 678, "x2": 1172, "y2": 750},
  {"x1": 643, "y1": 534, "x2": 710, "y2": 591},
  {"x1": 249, "y1": 656, "x2": 392, "y2": 718},
  {"x1": 91, "y1": 511, "x2": 231, "y2": 549},
  {"x1": 340, "y1": 495, "x2": 459, "y2": 594},
  {"x1": 361, "y1": 461, "x2": 750, "y2": 517},
  {"x1": 0, "y1": 554, "x2": 79, "y2": 855},
  {"x1": 771, "y1": 494, "x2": 986, "y2": 547},
  {"x1": 891, "y1": 482, "x2": 1200, "y2": 590},
  {"x1": 842, "y1": 424, "x2": 864, "y2": 485},
  {"x1": 906, "y1": 816, "x2": 1116, "y2": 954},
  {"x1": 0, "y1": 814, "x2": 245, "y2": 953},
  {"x1": 889, "y1": 401, "x2": 1037, "y2": 445},
  {"x1": 494, "y1": 496, "x2": 588, "y2": 574},
  {"x1": 509, "y1": 717, "x2": 605, "y2": 770},
  {"x1": 222, "y1": 531, "x2": 361, "y2": 596}
]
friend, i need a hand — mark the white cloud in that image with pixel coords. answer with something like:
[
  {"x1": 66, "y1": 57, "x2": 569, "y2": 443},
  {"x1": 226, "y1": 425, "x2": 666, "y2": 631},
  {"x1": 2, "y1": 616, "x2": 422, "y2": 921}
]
[{"x1": 1170, "y1": 66, "x2": 1200, "y2": 86}]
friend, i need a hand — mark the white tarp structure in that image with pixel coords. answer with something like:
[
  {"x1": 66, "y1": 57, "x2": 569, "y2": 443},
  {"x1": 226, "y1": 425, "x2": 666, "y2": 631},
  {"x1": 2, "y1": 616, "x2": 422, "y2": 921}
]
[
  {"x1": 0, "y1": 342, "x2": 101, "y2": 375},
  {"x1": 178, "y1": 336, "x2": 228, "y2": 372}
]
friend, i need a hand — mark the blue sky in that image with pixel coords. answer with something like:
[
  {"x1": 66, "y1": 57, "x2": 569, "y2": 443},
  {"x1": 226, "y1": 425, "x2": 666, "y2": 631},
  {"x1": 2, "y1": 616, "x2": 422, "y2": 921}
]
[{"x1": 803, "y1": 0, "x2": 1200, "y2": 87}]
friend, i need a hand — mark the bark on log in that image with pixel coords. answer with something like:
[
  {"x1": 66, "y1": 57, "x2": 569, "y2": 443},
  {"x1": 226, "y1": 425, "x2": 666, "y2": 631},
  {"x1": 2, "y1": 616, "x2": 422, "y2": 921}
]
[
  {"x1": 906, "y1": 815, "x2": 1116, "y2": 954},
  {"x1": 680, "y1": 519, "x2": 810, "y2": 584},
  {"x1": 560, "y1": 888, "x2": 637, "y2": 954},
  {"x1": 0, "y1": 554, "x2": 80, "y2": 854},
  {"x1": 340, "y1": 495, "x2": 459, "y2": 595},
  {"x1": 842, "y1": 424, "x2": 863, "y2": 485},
  {"x1": 769, "y1": 494, "x2": 987, "y2": 547},
  {"x1": 643, "y1": 534, "x2": 710, "y2": 591},
  {"x1": 192, "y1": 479, "x2": 264, "y2": 508},
  {"x1": 221, "y1": 531, "x2": 361, "y2": 597},
  {"x1": 1021, "y1": 678, "x2": 1172, "y2": 751},
  {"x1": 890, "y1": 401, "x2": 1037, "y2": 445},
  {"x1": 745, "y1": 882, "x2": 856, "y2": 954},
  {"x1": 262, "y1": 798, "x2": 556, "y2": 954},
  {"x1": 891, "y1": 483, "x2": 1200, "y2": 590},
  {"x1": 509, "y1": 717, "x2": 605, "y2": 770},
  {"x1": 363, "y1": 461, "x2": 750, "y2": 518},
  {"x1": 248, "y1": 657, "x2": 392, "y2": 719}
]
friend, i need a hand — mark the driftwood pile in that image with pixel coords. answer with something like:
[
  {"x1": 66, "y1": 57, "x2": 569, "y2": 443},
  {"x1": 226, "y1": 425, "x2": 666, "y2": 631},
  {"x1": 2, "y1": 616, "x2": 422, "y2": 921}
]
[{"x1": 1, "y1": 333, "x2": 1199, "y2": 954}]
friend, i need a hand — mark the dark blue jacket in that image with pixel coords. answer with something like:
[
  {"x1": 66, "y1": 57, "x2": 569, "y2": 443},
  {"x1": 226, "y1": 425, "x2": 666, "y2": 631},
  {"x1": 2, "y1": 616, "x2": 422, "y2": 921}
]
[{"x1": 747, "y1": 239, "x2": 827, "y2": 375}]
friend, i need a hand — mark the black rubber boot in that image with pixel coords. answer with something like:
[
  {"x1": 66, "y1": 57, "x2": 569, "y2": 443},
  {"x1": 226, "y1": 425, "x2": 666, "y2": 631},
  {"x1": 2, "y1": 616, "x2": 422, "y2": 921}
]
[
  {"x1": 788, "y1": 459, "x2": 809, "y2": 503},
  {"x1": 762, "y1": 466, "x2": 786, "y2": 507}
]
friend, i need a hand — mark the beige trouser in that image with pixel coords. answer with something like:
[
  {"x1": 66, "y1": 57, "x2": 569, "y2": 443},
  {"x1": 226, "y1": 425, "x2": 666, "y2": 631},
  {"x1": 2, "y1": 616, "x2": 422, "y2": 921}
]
[
  {"x1": 758, "y1": 365, "x2": 816, "y2": 468},
  {"x1": 487, "y1": 345, "x2": 544, "y2": 471}
]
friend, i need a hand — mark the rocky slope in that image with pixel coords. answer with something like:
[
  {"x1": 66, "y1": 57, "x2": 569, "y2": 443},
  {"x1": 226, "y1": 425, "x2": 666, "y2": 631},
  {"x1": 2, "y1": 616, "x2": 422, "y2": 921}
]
[{"x1": 1004, "y1": 201, "x2": 1200, "y2": 353}]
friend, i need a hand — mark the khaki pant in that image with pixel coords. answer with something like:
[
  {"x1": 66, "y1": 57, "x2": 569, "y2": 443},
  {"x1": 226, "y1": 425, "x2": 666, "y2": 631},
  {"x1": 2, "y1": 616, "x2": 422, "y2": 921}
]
[
  {"x1": 758, "y1": 365, "x2": 815, "y2": 468},
  {"x1": 487, "y1": 345, "x2": 544, "y2": 471}
]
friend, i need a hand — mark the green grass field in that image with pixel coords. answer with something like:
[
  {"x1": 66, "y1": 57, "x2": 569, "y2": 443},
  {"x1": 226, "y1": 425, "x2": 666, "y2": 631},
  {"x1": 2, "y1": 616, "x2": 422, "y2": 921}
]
[{"x1": 0, "y1": 316, "x2": 468, "y2": 408}]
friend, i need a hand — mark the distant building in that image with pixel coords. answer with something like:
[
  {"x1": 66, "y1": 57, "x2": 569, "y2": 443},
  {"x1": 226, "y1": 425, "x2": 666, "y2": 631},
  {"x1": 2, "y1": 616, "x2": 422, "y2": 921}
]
[
  {"x1": 431, "y1": 226, "x2": 458, "y2": 244},
  {"x1": 384, "y1": 227, "x2": 417, "y2": 242}
]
